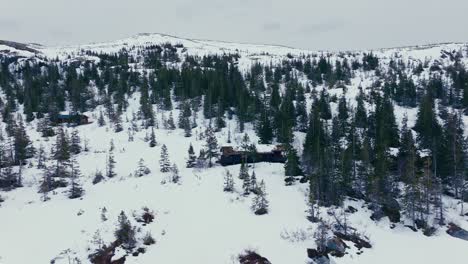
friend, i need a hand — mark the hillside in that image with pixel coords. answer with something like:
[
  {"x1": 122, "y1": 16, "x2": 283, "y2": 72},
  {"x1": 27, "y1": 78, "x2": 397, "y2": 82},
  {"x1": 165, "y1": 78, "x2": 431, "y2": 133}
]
[{"x1": 0, "y1": 33, "x2": 467, "y2": 264}]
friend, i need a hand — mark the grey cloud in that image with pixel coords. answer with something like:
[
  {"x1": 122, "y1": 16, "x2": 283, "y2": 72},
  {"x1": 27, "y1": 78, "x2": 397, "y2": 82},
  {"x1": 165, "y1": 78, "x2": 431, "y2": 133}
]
[{"x1": 0, "y1": 0, "x2": 466, "y2": 51}]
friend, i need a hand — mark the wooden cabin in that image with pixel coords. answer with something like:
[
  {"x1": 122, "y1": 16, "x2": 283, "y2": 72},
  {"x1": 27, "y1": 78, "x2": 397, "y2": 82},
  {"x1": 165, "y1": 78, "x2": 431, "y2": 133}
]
[
  {"x1": 218, "y1": 145, "x2": 286, "y2": 166},
  {"x1": 57, "y1": 113, "x2": 90, "y2": 126}
]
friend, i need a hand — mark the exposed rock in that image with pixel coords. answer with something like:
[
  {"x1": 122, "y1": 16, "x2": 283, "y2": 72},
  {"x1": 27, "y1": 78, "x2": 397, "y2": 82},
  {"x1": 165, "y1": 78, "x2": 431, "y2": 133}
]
[
  {"x1": 307, "y1": 248, "x2": 329, "y2": 263},
  {"x1": 299, "y1": 176, "x2": 309, "y2": 183},
  {"x1": 447, "y1": 223, "x2": 468, "y2": 241},
  {"x1": 381, "y1": 198, "x2": 401, "y2": 223},
  {"x1": 369, "y1": 199, "x2": 401, "y2": 223},
  {"x1": 345, "y1": 206, "x2": 358, "y2": 214},
  {"x1": 334, "y1": 232, "x2": 372, "y2": 250},
  {"x1": 239, "y1": 250, "x2": 271, "y2": 264},
  {"x1": 89, "y1": 240, "x2": 126, "y2": 264},
  {"x1": 254, "y1": 208, "x2": 268, "y2": 215},
  {"x1": 423, "y1": 226, "x2": 437, "y2": 237},
  {"x1": 370, "y1": 207, "x2": 384, "y2": 221},
  {"x1": 326, "y1": 237, "x2": 347, "y2": 257},
  {"x1": 415, "y1": 219, "x2": 427, "y2": 230},
  {"x1": 284, "y1": 176, "x2": 295, "y2": 186}
]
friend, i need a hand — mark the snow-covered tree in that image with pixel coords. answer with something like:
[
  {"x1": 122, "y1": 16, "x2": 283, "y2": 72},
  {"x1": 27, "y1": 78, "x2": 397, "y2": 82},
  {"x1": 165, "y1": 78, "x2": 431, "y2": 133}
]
[
  {"x1": 251, "y1": 180, "x2": 269, "y2": 215},
  {"x1": 98, "y1": 110, "x2": 106, "y2": 127},
  {"x1": 223, "y1": 170, "x2": 235, "y2": 192},
  {"x1": 171, "y1": 163, "x2": 180, "y2": 183},
  {"x1": 160, "y1": 144, "x2": 171, "y2": 172},
  {"x1": 149, "y1": 127, "x2": 157, "y2": 148},
  {"x1": 167, "y1": 112, "x2": 176, "y2": 130},
  {"x1": 114, "y1": 211, "x2": 136, "y2": 249},
  {"x1": 135, "y1": 158, "x2": 151, "y2": 177},
  {"x1": 250, "y1": 170, "x2": 258, "y2": 193},
  {"x1": 36, "y1": 143, "x2": 46, "y2": 169},
  {"x1": 70, "y1": 129, "x2": 82, "y2": 155},
  {"x1": 204, "y1": 125, "x2": 219, "y2": 167},
  {"x1": 69, "y1": 157, "x2": 84, "y2": 199},
  {"x1": 106, "y1": 150, "x2": 116, "y2": 178},
  {"x1": 186, "y1": 143, "x2": 197, "y2": 168},
  {"x1": 242, "y1": 168, "x2": 251, "y2": 195}
]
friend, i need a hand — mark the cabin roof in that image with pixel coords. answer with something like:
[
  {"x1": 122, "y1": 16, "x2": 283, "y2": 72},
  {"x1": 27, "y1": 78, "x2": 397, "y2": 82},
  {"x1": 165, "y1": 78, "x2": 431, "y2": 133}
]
[{"x1": 220, "y1": 144, "x2": 284, "y2": 154}]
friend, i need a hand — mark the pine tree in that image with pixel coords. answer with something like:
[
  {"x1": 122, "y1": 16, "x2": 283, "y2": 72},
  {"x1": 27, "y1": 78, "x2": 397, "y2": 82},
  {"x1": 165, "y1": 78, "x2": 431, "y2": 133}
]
[
  {"x1": 54, "y1": 127, "x2": 71, "y2": 163},
  {"x1": 106, "y1": 151, "x2": 116, "y2": 178},
  {"x1": 284, "y1": 144, "x2": 303, "y2": 178},
  {"x1": 69, "y1": 157, "x2": 84, "y2": 199},
  {"x1": 354, "y1": 89, "x2": 367, "y2": 128},
  {"x1": 242, "y1": 168, "x2": 251, "y2": 195},
  {"x1": 167, "y1": 112, "x2": 176, "y2": 130},
  {"x1": 149, "y1": 127, "x2": 157, "y2": 147},
  {"x1": 115, "y1": 211, "x2": 136, "y2": 249},
  {"x1": 114, "y1": 113, "x2": 124, "y2": 133},
  {"x1": 70, "y1": 129, "x2": 82, "y2": 155},
  {"x1": 251, "y1": 180, "x2": 269, "y2": 215},
  {"x1": 98, "y1": 110, "x2": 106, "y2": 127},
  {"x1": 204, "y1": 125, "x2": 219, "y2": 167},
  {"x1": 37, "y1": 143, "x2": 46, "y2": 169},
  {"x1": 258, "y1": 107, "x2": 273, "y2": 144},
  {"x1": 160, "y1": 144, "x2": 171, "y2": 172},
  {"x1": 186, "y1": 144, "x2": 197, "y2": 168},
  {"x1": 171, "y1": 163, "x2": 180, "y2": 183},
  {"x1": 13, "y1": 118, "x2": 33, "y2": 165},
  {"x1": 250, "y1": 170, "x2": 258, "y2": 193},
  {"x1": 135, "y1": 158, "x2": 150, "y2": 177},
  {"x1": 239, "y1": 161, "x2": 249, "y2": 180},
  {"x1": 183, "y1": 116, "x2": 192, "y2": 137},
  {"x1": 223, "y1": 170, "x2": 234, "y2": 192},
  {"x1": 39, "y1": 167, "x2": 51, "y2": 201}
]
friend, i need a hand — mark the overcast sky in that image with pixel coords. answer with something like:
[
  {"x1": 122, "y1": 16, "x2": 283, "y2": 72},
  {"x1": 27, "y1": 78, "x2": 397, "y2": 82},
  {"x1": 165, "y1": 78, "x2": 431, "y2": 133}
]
[{"x1": 1, "y1": 0, "x2": 467, "y2": 50}]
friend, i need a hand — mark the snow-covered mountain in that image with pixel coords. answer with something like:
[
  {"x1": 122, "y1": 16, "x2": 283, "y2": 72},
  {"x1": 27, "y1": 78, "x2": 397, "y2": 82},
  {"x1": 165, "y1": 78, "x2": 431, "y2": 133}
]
[{"x1": 0, "y1": 33, "x2": 467, "y2": 264}]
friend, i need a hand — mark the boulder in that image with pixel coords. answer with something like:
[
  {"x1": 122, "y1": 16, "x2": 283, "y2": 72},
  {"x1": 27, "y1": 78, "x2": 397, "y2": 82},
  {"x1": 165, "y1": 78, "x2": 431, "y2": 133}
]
[
  {"x1": 381, "y1": 198, "x2": 401, "y2": 223},
  {"x1": 239, "y1": 251, "x2": 271, "y2": 264},
  {"x1": 345, "y1": 206, "x2": 358, "y2": 214},
  {"x1": 447, "y1": 223, "x2": 468, "y2": 241},
  {"x1": 415, "y1": 219, "x2": 427, "y2": 230},
  {"x1": 254, "y1": 208, "x2": 268, "y2": 215},
  {"x1": 334, "y1": 232, "x2": 371, "y2": 250},
  {"x1": 326, "y1": 237, "x2": 347, "y2": 257},
  {"x1": 307, "y1": 249, "x2": 329, "y2": 264}
]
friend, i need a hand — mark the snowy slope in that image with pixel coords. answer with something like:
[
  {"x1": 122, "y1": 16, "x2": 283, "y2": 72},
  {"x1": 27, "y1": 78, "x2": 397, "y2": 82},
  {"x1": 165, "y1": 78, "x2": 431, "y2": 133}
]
[{"x1": 0, "y1": 34, "x2": 467, "y2": 264}]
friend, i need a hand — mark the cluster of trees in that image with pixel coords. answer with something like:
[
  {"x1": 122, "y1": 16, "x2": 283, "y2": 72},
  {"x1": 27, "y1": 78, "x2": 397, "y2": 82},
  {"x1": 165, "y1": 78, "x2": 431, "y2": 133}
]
[{"x1": 0, "y1": 42, "x2": 467, "y2": 225}]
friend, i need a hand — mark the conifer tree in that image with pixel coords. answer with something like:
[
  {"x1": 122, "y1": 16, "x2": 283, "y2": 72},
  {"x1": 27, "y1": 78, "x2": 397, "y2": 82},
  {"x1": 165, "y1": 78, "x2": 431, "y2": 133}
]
[
  {"x1": 258, "y1": 107, "x2": 273, "y2": 144},
  {"x1": 242, "y1": 168, "x2": 251, "y2": 195},
  {"x1": 167, "y1": 112, "x2": 176, "y2": 130},
  {"x1": 160, "y1": 144, "x2": 171, "y2": 172},
  {"x1": 250, "y1": 170, "x2": 258, "y2": 193},
  {"x1": 171, "y1": 163, "x2": 180, "y2": 183},
  {"x1": 223, "y1": 170, "x2": 234, "y2": 192},
  {"x1": 13, "y1": 118, "x2": 33, "y2": 165},
  {"x1": 135, "y1": 158, "x2": 150, "y2": 177},
  {"x1": 115, "y1": 211, "x2": 136, "y2": 249},
  {"x1": 251, "y1": 180, "x2": 269, "y2": 215},
  {"x1": 70, "y1": 129, "x2": 82, "y2": 155},
  {"x1": 69, "y1": 157, "x2": 84, "y2": 199},
  {"x1": 284, "y1": 144, "x2": 303, "y2": 178},
  {"x1": 186, "y1": 144, "x2": 197, "y2": 168},
  {"x1": 106, "y1": 150, "x2": 116, "y2": 178},
  {"x1": 149, "y1": 127, "x2": 157, "y2": 147},
  {"x1": 98, "y1": 110, "x2": 106, "y2": 127},
  {"x1": 37, "y1": 143, "x2": 46, "y2": 169},
  {"x1": 204, "y1": 125, "x2": 219, "y2": 167},
  {"x1": 54, "y1": 127, "x2": 71, "y2": 163},
  {"x1": 239, "y1": 161, "x2": 249, "y2": 180}
]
